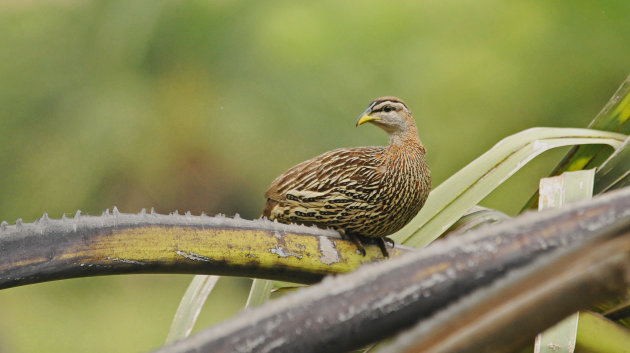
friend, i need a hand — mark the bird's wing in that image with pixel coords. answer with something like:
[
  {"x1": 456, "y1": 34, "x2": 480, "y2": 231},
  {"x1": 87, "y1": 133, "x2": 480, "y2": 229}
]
[
  {"x1": 263, "y1": 147, "x2": 384, "y2": 219},
  {"x1": 265, "y1": 147, "x2": 384, "y2": 199},
  {"x1": 263, "y1": 147, "x2": 385, "y2": 218}
]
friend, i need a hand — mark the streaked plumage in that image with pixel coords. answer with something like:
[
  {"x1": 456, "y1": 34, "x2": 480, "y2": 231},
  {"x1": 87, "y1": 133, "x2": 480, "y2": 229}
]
[{"x1": 263, "y1": 97, "x2": 430, "y2": 252}]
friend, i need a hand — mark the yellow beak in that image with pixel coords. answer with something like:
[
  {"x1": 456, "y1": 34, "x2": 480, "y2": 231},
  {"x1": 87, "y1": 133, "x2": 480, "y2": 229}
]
[{"x1": 356, "y1": 113, "x2": 379, "y2": 127}]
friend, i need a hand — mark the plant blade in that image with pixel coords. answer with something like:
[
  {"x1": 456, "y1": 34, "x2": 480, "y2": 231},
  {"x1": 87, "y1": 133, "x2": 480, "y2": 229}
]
[
  {"x1": 523, "y1": 74, "x2": 630, "y2": 210},
  {"x1": 538, "y1": 169, "x2": 594, "y2": 210},
  {"x1": 392, "y1": 128, "x2": 626, "y2": 247},
  {"x1": 534, "y1": 169, "x2": 594, "y2": 353},
  {"x1": 595, "y1": 136, "x2": 630, "y2": 194},
  {"x1": 554, "y1": 75, "x2": 630, "y2": 171},
  {"x1": 576, "y1": 312, "x2": 630, "y2": 353},
  {"x1": 535, "y1": 313, "x2": 580, "y2": 353},
  {"x1": 443, "y1": 206, "x2": 510, "y2": 236},
  {"x1": 165, "y1": 275, "x2": 220, "y2": 344},
  {"x1": 0, "y1": 212, "x2": 410, "y2": 290},
  {"x1": 245, "y1": 279, "x2": 274, "y2": 308}
]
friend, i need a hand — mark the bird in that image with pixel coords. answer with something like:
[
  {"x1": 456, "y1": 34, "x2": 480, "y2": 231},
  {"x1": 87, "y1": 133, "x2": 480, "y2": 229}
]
[{"x1": 262, "y1": 96, "x2": 430, "y2": 256}]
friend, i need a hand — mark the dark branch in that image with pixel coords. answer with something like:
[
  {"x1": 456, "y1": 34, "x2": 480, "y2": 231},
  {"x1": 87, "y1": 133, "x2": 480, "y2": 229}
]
[{"x1": 379, "y1": 219, "x2": 630, "y2": 353}]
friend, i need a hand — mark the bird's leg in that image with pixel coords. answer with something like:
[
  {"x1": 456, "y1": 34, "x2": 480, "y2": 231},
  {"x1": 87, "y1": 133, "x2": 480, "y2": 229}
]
[
  {"x1": 338, "y1": 229, "x2": 366, "y2": 256},
  {"x1": 376, "y1": 237, "x2": 391, "y2": 258}
]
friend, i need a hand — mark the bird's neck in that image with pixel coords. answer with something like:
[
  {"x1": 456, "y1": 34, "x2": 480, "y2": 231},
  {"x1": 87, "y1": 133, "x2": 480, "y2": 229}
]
[{"x1": 388, "y1": 124, "x2": 423, "y2": 149}]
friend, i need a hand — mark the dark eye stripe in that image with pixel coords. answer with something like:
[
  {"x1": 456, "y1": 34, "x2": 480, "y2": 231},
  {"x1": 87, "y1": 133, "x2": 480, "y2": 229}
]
[{"x1": 372, "y1": 101, "x2": 404, "y2": 112}]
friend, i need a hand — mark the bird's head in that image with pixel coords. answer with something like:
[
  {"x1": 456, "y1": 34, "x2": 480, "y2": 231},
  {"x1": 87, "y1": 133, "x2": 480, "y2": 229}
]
[{"x1": 355, "y1": 97, "x2": 417, "y2": 137}]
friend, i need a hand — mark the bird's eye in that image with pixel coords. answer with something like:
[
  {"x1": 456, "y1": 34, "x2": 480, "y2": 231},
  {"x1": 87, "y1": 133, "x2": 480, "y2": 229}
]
[{"x1": 383, "y1": 105, "x2": 393, "y2": 112}]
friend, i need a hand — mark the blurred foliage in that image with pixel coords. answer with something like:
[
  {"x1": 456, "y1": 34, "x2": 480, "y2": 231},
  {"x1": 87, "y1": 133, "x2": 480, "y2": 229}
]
[{"x1": 0, "y1": 0, "x2": 629, "y2": 352}]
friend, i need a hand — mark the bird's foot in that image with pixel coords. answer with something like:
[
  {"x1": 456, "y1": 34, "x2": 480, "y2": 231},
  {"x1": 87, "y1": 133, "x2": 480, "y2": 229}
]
[
  {"x1": 339, "y1": 230, "x2": 366, "y2": 256},
  {"x1": 376, "y1": 237, "x2": 393, "y2": 258},
  {"x1": 384, "y1": 236, "x2": 395, "y2": 248}
]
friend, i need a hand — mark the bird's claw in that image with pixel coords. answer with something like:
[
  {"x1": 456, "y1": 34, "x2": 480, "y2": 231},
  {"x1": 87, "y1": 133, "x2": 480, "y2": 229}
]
[{"x1": 338, "y1": 229, "x2": 367, "y2": 256}]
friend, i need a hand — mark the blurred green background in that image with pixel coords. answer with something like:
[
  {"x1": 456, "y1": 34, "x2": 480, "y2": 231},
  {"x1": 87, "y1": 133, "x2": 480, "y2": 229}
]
[{"x1": 0, "y1": 0, "x2": 628, "y2": 352}]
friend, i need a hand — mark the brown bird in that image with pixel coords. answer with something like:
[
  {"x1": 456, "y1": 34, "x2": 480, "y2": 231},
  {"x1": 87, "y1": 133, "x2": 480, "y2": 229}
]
[{"x1": 263, "y1": 97, "x2": 430, "y2": 256}]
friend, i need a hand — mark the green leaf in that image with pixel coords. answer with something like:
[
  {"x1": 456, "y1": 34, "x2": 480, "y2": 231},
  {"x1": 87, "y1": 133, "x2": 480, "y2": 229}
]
[
  {"x1": 443, "y1": 206, "x2": 510, "y2": 235},
  {"x1": 523, "y1": 74, "x2": 630, "y2": 210},
  {"x1": 245, "y1": 279, "x2": 274, "y2": 308},
  {"x1": 576, "y1": 312, "x2": 630, "y2": 353},
  {"x1": 392, "y1": 128, "x2": 626, "y2": 247},
  {"x1": 535, "y1": 313, "x2": 580, "y2": 353},
  {"x1": 560, "y1": 76, "x2": 630, "y2": 170},
  {"x1": 165, "y1": 275, "x2": 220, "y2": 344},
  {"x1": 538, "y1": 169, "x2": 594, "y2": 209},
  {"x1": 534, "y1": 169, "x2": 594, "y2": 353},
  {"x1": 595, "y1": 136, "x2": 630, "y2": 194}
]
